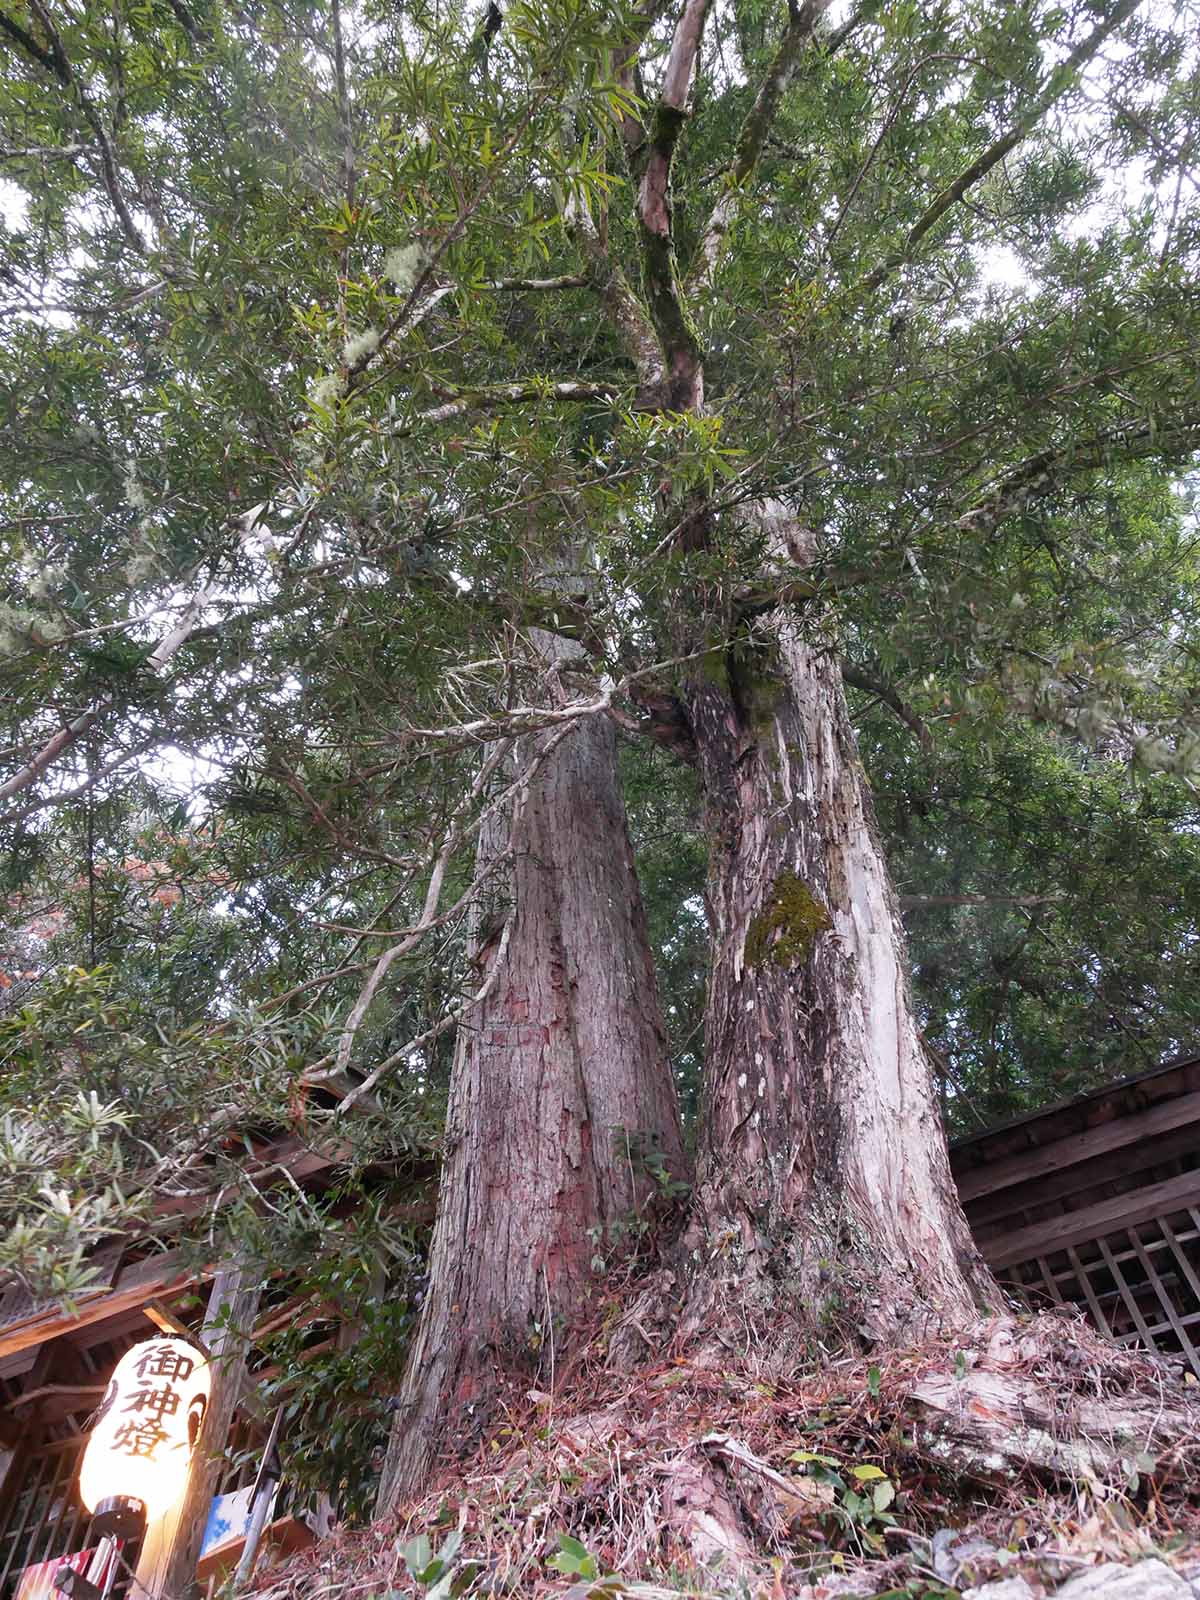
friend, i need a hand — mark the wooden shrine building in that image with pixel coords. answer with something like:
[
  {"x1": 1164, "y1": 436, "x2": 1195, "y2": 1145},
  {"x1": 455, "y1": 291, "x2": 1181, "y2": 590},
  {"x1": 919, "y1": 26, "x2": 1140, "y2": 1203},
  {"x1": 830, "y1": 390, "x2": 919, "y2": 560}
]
[
  {"x1": 0, "y1": 1126, "x2": 430, "y2": 1600},
  {"x1": 951, "y1": 1053, "x2": 1200, "y2": 1375}
]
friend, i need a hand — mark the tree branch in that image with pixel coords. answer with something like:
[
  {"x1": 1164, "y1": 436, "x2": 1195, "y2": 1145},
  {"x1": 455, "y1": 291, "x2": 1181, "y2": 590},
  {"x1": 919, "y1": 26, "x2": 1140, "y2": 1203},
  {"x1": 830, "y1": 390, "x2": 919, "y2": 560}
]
[
  {"x1": 0, "y1": 574, "x2": 224, "y2": 808},
  {"x1": 0, "y1": 9, "x2": 62, "y2": 75},
  {"x1": 350, "y1": 91, "x2": 549, "y2": 390},
  {"x1": 398, "y1": 647, "x2": 710, "y2": 749},
  {"x1": 687, "y1": 0, "x2": 833, "y2": 295},
  {"x1": 568, "y1": 195, "x2": 666, "y2": 392},
  {"x1": 841, "y1": 662, "x2": 933, "y2": 751},
  {"x1": 485, "y1": 273, "x2": 589, "y2": 291},
  {"x1": 900, "y1": 893, "x2": 1065, "y2": 911},
  {"x1": 955, "y1": 412, "x2": 1200, "y2": 541},
  {"x1": 0, "y1": 139, "x2": 88, "y2": 161},
  {"x1": 5, "y1": 0, "x2": 149, "y2": 254},
  {"x1": 331, "y1": 0, "x2": 356, "y2": 212},
  {"x1": 0, "y1": 737, "x2": 158, "y2": 824},
  {"x1": 332, "y1": 742, "x2": 512, "y2": 1075},
  {"x1": 850, "y1": 0, "x2": 1143, "y2": 303},
  {"x1": 0, "y1": 252, "x2": 473, "y2": 812},
  {"x1": 395, "y1": 379, "x2": 619, "y2": 434},
  {"x1": 633, "y1": 0, "x2": 714, "y2": 407}
]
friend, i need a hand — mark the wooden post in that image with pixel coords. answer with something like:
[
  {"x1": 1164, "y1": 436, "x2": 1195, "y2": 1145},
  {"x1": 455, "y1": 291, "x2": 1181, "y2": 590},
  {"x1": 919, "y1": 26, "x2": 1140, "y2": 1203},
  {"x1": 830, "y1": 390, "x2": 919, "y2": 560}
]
[
  {"x1": 134, "y1": 1264, "x2": 262, "y2": 1600},
  {"x1": 0, "y1": 1414, "x2": 21, "y2": 1519}
]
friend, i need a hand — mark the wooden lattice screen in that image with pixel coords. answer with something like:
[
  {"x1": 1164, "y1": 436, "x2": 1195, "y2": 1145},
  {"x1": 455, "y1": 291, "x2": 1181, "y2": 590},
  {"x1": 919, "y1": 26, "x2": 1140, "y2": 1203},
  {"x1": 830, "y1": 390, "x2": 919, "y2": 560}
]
[
  {"x1": 0, "y1": 1432, "x2": 139, "y2": 1600},
  {"x1": 995, "y1": 1203, "x2": 1200, "y2": 1377},
  {"x1": 0, "y1": 1404, "x2": 262, "y2": 1599}
]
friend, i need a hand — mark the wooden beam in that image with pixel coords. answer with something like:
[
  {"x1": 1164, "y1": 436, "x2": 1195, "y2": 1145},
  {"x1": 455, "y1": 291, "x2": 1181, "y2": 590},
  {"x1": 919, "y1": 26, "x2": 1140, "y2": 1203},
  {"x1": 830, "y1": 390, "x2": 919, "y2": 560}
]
[
  {"x1": 965, "y1": 1120, "x2": 1200, "y2": 1231},
  {"x1": 984, "y1": 1169, "x2": 1200, "y2": 1268},
  {"x1": 8, "y1": 1382, "x2": 105, "y2": 1409},
  {"x1": 143, "y1": 1298, "x2": 193, "y2": 1337},
  {"x1": 957, "y1": 1089, "x2": 1200, "y2": 1204},
  {"x1": 148, "y1": 1134, "x2": 352, "y2": 1223},
  {"x1": 951, "y1": 1057, "x2": 1200, "y2": 1169},
  {"x1": 0, "y1": 1250, "x2": 197, "y2": 1362}
]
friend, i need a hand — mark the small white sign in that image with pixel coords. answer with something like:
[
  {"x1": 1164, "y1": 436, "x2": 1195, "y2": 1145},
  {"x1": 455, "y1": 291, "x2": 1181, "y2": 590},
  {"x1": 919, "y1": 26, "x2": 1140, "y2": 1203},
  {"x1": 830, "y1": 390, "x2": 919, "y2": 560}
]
[{"x1": 200, "y1": 1484, "x2": 278, "y2": 1560}]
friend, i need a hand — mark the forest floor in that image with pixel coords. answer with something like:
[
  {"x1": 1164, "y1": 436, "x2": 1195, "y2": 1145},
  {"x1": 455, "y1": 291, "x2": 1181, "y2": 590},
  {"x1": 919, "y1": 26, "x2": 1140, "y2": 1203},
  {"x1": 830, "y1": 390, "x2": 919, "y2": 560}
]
[{"x1": 247, "y1": 1310, "x2": 1200, "y2": 1600}]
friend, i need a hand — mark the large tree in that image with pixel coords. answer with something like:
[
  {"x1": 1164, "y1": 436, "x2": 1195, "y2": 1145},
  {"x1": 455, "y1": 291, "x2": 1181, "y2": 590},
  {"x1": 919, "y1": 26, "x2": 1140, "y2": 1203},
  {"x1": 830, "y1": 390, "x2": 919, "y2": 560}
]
[{"x1": 3, "y1": 0, "x2": 1200, "y2": 1510}]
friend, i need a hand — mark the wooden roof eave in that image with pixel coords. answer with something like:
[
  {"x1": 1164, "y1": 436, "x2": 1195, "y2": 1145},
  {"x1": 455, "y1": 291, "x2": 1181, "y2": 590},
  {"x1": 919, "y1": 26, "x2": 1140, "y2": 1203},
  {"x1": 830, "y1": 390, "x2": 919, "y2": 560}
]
[{"x1": 0, "y1": 1246, "x2": 198, "y2": 1364}]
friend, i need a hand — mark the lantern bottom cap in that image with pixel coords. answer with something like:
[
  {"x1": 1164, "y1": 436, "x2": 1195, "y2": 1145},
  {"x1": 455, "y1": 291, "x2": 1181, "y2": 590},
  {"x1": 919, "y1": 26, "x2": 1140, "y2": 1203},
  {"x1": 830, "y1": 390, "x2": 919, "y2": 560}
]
[{"x1": 91, "y1": 1495, "x2": 146, "y2": 1540}]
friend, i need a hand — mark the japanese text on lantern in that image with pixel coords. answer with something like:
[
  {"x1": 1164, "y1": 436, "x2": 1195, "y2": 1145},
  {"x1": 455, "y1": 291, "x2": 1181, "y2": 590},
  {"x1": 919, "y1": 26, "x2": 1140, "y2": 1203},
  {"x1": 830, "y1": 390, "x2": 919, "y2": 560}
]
[
  {"x1": 111, "y1": 1347, "x2": 196, "y2": 1459},
  {"x1": 78, "y1": 1337, "x2": 211, "y2": 1518}
]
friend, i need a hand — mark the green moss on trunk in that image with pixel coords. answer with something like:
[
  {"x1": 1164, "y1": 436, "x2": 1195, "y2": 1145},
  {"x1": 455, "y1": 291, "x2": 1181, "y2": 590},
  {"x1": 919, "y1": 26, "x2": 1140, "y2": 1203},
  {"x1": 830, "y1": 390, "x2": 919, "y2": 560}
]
[{"x1": 745, "y1": 871, "x2": 830, "y2": 968}]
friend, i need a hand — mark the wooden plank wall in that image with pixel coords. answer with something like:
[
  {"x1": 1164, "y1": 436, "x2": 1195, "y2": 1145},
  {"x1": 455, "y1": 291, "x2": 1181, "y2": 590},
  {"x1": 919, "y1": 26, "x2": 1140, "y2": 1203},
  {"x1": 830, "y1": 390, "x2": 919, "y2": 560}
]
[{"x1": 952, "y1": 1056, "x2": 1200, "y2": 1375}]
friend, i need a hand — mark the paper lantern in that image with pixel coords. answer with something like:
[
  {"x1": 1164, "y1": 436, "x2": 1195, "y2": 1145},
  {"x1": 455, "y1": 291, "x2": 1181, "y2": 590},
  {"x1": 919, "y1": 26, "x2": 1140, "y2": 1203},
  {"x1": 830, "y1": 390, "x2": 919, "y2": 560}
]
[{"x1": 78, "y1": 1337, "x2": 210, "y2": 1524}]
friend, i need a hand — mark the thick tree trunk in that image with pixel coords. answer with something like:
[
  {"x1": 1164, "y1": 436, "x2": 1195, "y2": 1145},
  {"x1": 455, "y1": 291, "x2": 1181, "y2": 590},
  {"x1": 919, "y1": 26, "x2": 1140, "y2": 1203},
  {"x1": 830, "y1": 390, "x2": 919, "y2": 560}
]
[
  {"x1": 377, "y1": 698, "x2": 685, "y2": 1508},
  {"x1": 680, "y1": 614, "x2": 995, "y2": 1346}
]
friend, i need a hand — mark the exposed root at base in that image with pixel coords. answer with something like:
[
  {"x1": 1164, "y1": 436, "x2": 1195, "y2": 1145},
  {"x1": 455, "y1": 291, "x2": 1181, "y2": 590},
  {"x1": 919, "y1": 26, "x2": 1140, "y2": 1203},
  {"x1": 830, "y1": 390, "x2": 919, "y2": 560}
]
[
  {"x1": 246, "y1": 1310, "x2": 1200, "y2": 1600},
  {"x1": 911, "y1": 1316, "x2": 1199, "y2": 1482}
]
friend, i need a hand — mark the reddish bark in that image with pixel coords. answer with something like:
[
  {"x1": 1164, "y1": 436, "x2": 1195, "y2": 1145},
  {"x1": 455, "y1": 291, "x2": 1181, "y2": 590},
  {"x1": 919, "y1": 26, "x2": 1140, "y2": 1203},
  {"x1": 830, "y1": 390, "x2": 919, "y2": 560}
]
[{"x1": 377, "y1": 703, "x2": 685, "y2": 1507}]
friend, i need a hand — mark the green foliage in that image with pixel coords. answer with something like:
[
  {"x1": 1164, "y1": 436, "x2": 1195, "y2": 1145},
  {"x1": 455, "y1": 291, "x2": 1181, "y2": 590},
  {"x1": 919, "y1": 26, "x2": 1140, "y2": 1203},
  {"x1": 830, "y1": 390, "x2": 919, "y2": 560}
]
[
  {"x1": 240, "y1": 1200, "x2": 423, "y2": 1522},
  {"x1": 548, "y1": 1532, "x2": 600, "y2": 1581},
  {"x1": 788, "y1": 1452, "x2": 900, "y2": 1554},
  {"x1": 0, "y1": 0, "x2": 1198, "y2": 1384},
  {"x1": 395, "y1": 1523, "x2": 475, "y2": 1598}
]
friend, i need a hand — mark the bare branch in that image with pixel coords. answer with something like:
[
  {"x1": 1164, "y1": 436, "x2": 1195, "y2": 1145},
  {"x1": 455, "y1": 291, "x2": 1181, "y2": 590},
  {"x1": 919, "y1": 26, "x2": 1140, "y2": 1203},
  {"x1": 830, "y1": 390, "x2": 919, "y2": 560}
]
[
  {"x1": 328, "y1": 692, "x2": 616, "y2": 1111},
  {"x1": 399, "y1": 648, "x2": 710, "y2": 748},
  {"x1": 900, "y1": 894, "x2": 1065, "y2": 911},
  {"x1": 0, "y1": 571, "x2": 225, "y2": 808},
  {"x1": 825, "y1": 0, "x2": 881, "y2": 54},
  {"x1": 0, "y1": 139, "x2": 87, "y2": 161},
  {"x1": 0, "y1": 737, "x2": 158, "y2": 824},
  {"x1": 659, "y1": 0, "x2": 711, "y2": 111},
  {"x1": 331, "y1": 907, "x2": 513, "y2": 1113},
  {"x1": 332, "y1": 742, "x2": 512, "y2": 1075},
  {"x1": 485, "y1": 274, "x2": 589, "y2": 292},
  {"x1": 397, "y1": 379, "x2": 619, "y2": 434}
]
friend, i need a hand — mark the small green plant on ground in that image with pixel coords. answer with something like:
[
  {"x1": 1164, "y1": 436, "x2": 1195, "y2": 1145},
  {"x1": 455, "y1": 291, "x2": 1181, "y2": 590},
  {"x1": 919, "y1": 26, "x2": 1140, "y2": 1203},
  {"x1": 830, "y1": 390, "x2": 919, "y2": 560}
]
[
  {"x1": 790, "y1": 1450, "x2": 899, "y2": 1554},
  {"x1": 394, "y1": 1526, "x2": 475, "y2": 1600}
]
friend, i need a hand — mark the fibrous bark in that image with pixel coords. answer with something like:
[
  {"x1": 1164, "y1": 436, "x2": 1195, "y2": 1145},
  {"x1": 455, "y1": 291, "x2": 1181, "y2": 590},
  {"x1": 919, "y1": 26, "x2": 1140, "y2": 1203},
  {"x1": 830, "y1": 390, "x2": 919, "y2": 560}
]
[
  {"x1": 677, "y1": 520, "x2": 994, "y2": 1348},
  {"x1": 377, "y1": 672, "x2": 685, "y2": 1508}
]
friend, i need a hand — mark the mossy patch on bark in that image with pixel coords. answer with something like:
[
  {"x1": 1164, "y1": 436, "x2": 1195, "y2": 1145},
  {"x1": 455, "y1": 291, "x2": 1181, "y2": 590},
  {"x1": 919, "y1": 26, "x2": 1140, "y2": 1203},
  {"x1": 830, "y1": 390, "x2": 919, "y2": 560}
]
[{"x1": 745, "y1": 871, "x2": 831, "y2": 968}]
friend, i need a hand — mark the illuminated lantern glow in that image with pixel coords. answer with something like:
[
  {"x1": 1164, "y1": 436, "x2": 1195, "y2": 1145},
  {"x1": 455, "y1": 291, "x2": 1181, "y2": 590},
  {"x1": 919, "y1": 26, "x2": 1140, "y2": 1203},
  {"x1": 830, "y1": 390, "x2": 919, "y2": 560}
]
[{"x1": 78, "y1": 1337, "x2": 210, "y2": 1523}]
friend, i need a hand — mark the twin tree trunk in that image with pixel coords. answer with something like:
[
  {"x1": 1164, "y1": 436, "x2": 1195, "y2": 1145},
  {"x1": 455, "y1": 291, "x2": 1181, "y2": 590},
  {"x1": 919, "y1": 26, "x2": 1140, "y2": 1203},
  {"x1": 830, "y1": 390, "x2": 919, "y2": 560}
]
[
  {"x1": 679, "y1": 620, "x2": 995, "y2": 1346},
  {"x1": 379, "y1": 585, "x2": 997, "y2": 1510},
  {"x1": 380, "y1": 614, "x2": 995, "y2": 1510},
  {"x1": 377, "y1": 690, "x2": 685, "y2": 1505}
]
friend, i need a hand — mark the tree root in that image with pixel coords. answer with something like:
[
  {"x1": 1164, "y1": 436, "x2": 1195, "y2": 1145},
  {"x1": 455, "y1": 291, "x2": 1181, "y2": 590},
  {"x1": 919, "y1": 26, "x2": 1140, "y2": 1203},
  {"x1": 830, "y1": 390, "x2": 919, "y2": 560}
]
[
  {"x1": 908, "y1": 1315, "x2": 1200, "y2": 1484},
  {"x1": 660, "y1": 1449, "x2": 755, "y2": 1576}
]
